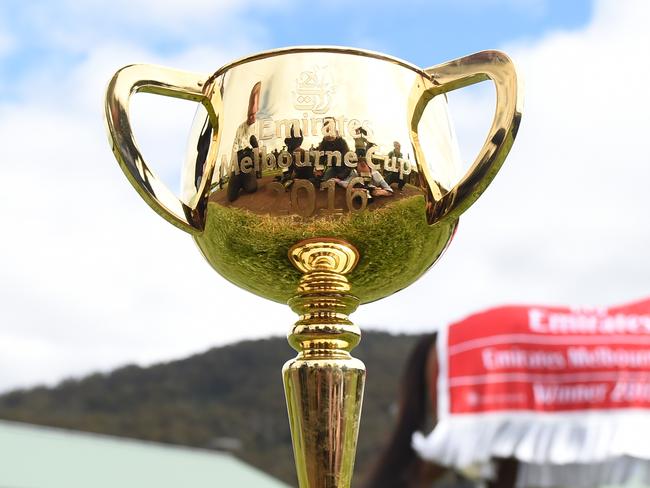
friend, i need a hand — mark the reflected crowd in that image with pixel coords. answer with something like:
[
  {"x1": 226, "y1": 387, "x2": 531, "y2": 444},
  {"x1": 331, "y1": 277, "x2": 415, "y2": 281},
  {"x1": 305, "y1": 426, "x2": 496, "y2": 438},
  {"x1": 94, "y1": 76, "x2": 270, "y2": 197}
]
[{"x1": 201, "y1": 81, "x2": 420, "y2": 211}]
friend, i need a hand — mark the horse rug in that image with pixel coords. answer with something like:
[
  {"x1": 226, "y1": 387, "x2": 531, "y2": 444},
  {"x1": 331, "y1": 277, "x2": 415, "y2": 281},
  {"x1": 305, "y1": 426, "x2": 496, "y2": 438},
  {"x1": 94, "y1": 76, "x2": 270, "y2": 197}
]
[{"x1": 413, "y1": 298, "x2": 650, "y2": 487}]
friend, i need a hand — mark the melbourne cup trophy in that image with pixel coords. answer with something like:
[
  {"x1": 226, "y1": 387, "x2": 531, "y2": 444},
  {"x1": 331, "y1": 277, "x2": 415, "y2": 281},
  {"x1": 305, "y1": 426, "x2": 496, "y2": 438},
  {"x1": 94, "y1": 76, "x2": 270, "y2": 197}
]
[{"x1": 104, "y1": 46, "x2": 522, "y2": 488}]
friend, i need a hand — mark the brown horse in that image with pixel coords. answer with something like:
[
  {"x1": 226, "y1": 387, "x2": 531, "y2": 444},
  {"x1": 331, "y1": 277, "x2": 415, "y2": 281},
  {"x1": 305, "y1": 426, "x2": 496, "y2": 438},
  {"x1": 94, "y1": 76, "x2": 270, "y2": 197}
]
[{"x1": 364, "y1": 333, "x2": 518, "y2": 488}]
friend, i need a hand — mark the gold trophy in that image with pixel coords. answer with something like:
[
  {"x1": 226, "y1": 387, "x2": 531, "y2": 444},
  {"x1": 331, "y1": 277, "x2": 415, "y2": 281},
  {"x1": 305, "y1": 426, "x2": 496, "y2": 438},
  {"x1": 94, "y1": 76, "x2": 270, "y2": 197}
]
[{"x1": 104, "y1": 47, "x2": 521, "y2": 488}]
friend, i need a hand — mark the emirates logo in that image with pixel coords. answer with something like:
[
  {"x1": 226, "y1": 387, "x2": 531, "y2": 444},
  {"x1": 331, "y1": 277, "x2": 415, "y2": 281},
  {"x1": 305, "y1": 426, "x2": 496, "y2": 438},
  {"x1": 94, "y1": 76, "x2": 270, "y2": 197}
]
[{"x1": 293, "y1": 66, "x2": 335, "y2": 114}]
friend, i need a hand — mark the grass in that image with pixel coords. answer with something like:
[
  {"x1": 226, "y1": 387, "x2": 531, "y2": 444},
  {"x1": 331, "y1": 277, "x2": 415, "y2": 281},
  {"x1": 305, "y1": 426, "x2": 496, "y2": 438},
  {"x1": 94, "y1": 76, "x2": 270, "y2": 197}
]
[{"x1": 194, "y1": 195, "x2": 457, "y2": 304}]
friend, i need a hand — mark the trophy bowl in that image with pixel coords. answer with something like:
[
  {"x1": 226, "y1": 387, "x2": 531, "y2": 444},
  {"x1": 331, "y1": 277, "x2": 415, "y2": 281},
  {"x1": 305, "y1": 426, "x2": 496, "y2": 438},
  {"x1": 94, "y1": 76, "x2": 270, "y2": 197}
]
[{"x1": 105, "y1": 46, "x2": 521, "y2": 488}]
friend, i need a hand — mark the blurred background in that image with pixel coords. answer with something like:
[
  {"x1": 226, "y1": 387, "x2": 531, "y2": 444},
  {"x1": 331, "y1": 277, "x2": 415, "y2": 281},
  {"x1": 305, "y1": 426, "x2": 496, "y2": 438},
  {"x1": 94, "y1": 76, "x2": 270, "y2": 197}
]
[{"x1": 0, "y1": 0, "x2": 649, "y2": 486}]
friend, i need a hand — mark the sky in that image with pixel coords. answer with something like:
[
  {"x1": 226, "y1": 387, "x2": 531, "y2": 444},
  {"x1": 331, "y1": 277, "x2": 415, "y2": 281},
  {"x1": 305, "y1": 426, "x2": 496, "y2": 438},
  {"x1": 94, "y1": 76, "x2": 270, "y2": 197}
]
[{"x1": 0, "y1": 0, "x2": 649, "y2": 393}]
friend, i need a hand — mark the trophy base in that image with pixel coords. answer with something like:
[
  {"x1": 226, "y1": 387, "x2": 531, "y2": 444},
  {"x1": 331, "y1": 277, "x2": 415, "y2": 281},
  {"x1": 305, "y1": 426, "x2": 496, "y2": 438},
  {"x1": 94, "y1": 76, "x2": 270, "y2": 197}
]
[{"x1": 283, "y1": 238, "x2": 366, "y2": 488}]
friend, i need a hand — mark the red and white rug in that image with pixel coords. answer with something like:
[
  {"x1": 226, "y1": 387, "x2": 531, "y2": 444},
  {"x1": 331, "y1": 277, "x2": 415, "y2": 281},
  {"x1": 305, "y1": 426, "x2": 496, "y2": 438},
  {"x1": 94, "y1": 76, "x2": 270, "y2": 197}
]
[{"x1": 413, "y1": 298, "x2": 650, "y2": 486}]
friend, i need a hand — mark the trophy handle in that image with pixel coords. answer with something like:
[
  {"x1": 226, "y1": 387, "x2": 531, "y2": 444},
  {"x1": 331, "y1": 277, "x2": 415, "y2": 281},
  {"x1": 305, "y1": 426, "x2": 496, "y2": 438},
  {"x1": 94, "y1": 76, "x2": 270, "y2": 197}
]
[
  {"x1": 104, "y1": 64, "x2": 222, "y2": 234},
  {"x1": 418, "y1": 50, "x2": 522, "y2": 222}
]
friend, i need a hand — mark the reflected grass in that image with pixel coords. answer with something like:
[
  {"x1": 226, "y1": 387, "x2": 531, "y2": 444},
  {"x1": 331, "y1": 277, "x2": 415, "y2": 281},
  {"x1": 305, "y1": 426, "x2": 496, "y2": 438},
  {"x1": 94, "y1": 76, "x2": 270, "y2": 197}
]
[{"x1": 195, "y1": 195, "x2": 455, "y2": 304}]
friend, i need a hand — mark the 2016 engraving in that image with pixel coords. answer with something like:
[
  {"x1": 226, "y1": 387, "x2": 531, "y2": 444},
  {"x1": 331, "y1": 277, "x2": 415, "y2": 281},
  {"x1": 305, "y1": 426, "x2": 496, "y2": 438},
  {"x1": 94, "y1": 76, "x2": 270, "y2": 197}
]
[
  {"x1": 290, "y1": 180, "x2": 317, "y2": 217},
  {"x1": 321, "y1": 179, "x2": 339, "y2": 213},
  {"x1": 345, "y1": 177, "x2": 368, "y2": 213},
  {"x1": 268, "y1": 179, "x2": 374, "y2": 217}
]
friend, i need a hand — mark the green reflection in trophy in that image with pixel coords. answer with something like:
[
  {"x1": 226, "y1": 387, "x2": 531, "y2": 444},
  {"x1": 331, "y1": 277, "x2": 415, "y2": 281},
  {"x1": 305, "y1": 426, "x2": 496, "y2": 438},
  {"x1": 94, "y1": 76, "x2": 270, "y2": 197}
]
[{"x1": 104, "y1": 46, "x2": 522, "y2": 488}]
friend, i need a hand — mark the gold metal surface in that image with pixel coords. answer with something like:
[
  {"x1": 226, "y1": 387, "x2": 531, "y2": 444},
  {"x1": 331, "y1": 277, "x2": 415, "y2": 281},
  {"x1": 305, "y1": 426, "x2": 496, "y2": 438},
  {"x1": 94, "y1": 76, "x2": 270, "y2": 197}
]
[
  {"x1": 103, "y1": 46, "x2": 523, "y2": 488},
  {"x1": 209, "y1": 45, "x2": 430, "y2": 80},
  {"x1": 105, "y1": 47, "x2": 521, "y2": 305},
  {"x1": 105, "y1": 64, "x2": 222, "y2": 234},
  {"x1": 416, "y1": 50, "x2": 523, "y2": 222},
  {"x1": 284, "y1": 238, "x2": 364, "y2": 488}
]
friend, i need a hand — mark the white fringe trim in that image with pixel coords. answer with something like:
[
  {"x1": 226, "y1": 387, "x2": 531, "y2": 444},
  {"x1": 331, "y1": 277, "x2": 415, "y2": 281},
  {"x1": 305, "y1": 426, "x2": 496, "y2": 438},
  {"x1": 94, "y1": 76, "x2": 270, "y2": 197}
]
[{"x1": 413, "y1": 410, "x2": 650, "y2": 487}]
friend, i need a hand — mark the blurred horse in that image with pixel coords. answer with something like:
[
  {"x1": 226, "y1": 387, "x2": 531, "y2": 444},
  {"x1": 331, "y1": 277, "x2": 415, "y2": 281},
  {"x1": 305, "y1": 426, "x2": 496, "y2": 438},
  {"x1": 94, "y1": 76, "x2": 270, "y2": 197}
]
[
  {"x1": 365, "y1": 298, "x2": 650, "y2": 488},
  {"x1": 364, "y1": 332, "x2": 517, "y2": 488}
]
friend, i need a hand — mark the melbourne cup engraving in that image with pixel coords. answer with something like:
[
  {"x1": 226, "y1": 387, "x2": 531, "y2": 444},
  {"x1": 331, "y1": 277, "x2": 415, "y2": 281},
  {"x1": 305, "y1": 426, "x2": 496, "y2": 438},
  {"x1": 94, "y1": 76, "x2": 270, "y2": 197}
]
[{"x1": 104, "y1": 46, "x2": 522, "y2": 488}]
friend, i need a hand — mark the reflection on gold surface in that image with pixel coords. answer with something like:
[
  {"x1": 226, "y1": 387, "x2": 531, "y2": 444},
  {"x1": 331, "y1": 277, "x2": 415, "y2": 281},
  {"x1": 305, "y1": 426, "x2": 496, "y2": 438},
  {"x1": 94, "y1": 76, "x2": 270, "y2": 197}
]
[{"x1": 104, "y1": 46, "x2": 522, "y2": 488}]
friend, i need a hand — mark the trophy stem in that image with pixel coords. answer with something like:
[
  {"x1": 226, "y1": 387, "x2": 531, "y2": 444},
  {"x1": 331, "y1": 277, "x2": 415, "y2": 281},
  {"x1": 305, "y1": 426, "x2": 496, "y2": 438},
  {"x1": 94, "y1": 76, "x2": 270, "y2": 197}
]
[{"x1": 283, "y1": 238, "x2": 365, "y2": 488}]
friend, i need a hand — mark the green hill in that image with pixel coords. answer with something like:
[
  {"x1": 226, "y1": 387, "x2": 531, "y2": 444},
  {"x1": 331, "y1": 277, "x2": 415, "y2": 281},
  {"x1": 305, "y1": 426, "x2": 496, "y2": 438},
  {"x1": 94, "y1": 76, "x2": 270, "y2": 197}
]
[{"x1": 0, "y1": 331, "x2": 424, "y2": 486}]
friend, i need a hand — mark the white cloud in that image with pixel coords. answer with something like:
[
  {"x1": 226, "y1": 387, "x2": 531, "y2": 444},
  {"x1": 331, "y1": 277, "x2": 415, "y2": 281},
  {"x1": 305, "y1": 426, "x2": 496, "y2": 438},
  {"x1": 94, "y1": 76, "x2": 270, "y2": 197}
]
[
  {"x1": 0, "y1": 14, "x2": 16, "y2": 61},
  {"x1": 62, "y1": 0, "x2": 290, "y2": 23},
  {"x1": 0, "y1": 8, "x2": 291, "y2": 391},
  {"x1": 357, "y1": 0, "x2": 650, "y2": 329},
  {"x1": 0, "y1": 68, "x2": 295, "y2": 390},
  {"x1": 2, "y1": 0, "x2": 281, "y2": 61},
  {"x1": 0, "y1": 23, "x2": 14, "y2": 58},
  {"x1": 1, "y1": 0, "x2": 649, "y2": 393}
]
